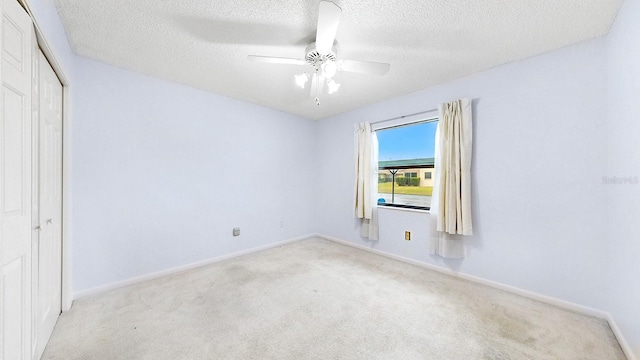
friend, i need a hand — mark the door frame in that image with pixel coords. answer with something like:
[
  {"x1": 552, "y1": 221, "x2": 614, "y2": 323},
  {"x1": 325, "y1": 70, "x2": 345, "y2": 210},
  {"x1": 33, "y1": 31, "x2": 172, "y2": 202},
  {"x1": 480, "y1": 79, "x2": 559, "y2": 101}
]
[{"x1": 20, "y1": 0, "x2": 73, "y2": 312}]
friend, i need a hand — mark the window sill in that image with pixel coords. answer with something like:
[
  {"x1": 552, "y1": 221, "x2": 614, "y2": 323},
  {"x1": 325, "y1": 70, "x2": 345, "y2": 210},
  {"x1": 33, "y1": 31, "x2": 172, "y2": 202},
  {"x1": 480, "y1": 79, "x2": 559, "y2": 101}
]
[{"x1": 377, "y1": 205, "x2": 430, "y2": 214}]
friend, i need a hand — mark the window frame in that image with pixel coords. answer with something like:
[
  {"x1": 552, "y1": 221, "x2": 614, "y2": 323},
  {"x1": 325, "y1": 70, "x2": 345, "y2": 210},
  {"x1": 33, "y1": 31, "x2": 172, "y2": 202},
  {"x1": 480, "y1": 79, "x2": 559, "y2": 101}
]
[{"x1": 375, "y1": 116, "x2": 438, "y2": 211}]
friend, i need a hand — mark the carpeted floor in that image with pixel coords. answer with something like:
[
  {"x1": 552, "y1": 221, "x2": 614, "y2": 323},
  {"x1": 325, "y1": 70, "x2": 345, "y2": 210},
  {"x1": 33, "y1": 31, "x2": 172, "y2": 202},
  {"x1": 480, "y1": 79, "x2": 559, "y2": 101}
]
[{"x1": 42, "y1": 238, "x2": 625, "y2": 359}]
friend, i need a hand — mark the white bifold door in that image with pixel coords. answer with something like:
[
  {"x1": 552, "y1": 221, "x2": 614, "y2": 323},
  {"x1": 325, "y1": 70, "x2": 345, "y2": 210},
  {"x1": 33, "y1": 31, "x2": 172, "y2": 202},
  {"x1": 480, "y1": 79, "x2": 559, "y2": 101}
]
[
  {"x1": 1, "y1": 0, "x2": 36, "y2": 358},
  {"x1": 0, "y1": 0, "x2": 64, "y2": 358},
  {"x1": 31, "y1": 50, "x2": 63, "y2": 360}
]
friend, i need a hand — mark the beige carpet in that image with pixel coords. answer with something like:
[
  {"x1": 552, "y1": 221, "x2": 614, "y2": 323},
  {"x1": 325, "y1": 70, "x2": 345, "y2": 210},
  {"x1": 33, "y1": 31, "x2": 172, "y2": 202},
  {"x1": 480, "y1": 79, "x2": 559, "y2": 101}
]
[{"x1": 42, "y1": 238, "x2": 625, "y2": 359}]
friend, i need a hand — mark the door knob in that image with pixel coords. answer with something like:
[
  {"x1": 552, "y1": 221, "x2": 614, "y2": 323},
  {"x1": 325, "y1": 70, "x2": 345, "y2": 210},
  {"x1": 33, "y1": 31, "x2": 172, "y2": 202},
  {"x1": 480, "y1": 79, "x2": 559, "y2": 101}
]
[
  {"x1": 34, "y1": 225, "x2": 41, "y2": 231},
  {"x1": 47, "y1": 218, "x2": 53, "y2": 224}
]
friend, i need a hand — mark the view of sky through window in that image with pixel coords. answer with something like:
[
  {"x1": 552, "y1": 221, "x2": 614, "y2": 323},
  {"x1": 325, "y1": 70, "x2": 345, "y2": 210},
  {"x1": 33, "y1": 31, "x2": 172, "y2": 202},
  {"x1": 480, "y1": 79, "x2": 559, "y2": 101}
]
[{"x1": 377, "y1": 121, "x2": 437, "y2": 161}]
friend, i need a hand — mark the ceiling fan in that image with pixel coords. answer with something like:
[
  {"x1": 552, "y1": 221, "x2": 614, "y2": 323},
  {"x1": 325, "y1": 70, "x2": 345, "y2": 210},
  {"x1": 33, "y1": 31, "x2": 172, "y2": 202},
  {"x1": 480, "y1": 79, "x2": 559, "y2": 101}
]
[{"x1": 247, "y1": 1, "x2": 391, "y2": 106}]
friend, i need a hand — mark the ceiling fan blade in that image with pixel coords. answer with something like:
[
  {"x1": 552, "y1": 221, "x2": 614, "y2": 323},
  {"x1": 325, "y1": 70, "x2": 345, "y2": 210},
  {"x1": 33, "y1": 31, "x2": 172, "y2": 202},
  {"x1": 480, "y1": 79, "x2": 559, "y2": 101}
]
[
  {"x1": 338, "y1": 60, "x2": 391, "y2": 76},
  {"x1": 315, "y1": 1, "x2": 342, "y2": 55},
  {"x1": 247, "y1": 55, "x2": 306, "y2": 66}
]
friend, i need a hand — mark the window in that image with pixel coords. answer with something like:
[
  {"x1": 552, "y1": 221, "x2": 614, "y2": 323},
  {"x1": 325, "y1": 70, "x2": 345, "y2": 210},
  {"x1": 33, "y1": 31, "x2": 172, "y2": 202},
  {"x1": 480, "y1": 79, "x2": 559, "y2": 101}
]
[{"x1": 376, "y1": 119, "x2": 437, "y2": 210}]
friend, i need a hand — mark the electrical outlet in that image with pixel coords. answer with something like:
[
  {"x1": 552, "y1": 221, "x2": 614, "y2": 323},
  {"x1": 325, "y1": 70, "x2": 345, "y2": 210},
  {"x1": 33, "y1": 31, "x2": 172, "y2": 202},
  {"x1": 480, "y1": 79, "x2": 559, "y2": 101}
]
[
  {"x1": 405, "y1": 231, "x2": 411, "y2": 241},
  {"x1": 233, "y1": 227, "x2": 240, "y2": 236},
  {"x1": 280, "y1": 221, "x2": 284, "y2": 228}
]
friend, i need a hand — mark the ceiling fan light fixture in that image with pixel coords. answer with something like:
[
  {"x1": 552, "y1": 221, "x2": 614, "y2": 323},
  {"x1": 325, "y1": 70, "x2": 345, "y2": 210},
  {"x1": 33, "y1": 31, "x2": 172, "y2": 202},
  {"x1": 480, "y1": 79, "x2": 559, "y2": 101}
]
[
  {"x1": 246, "y1": 1, "x2": 390, "y2": 106},
  {"x1": 295, "y1": 73, "x2": 309, "y2": 88},
  {"x1": 321, "y1": 61, "x2": 337, "y2": 78},
  {"x1": 327, "y1": 79, "x2": 340, "y2": 94}
]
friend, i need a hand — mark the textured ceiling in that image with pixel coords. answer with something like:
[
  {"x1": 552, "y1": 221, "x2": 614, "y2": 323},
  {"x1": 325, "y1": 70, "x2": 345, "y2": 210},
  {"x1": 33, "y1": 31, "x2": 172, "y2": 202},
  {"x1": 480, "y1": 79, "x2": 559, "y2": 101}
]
[{"x1": 53, "y1": 0, "x2": 622, "y2": 120}]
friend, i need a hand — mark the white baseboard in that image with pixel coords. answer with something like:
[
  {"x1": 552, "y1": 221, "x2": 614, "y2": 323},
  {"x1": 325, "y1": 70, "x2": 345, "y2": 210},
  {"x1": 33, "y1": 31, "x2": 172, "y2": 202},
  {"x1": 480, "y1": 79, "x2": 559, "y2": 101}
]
[
  {"x1": 73, "y1": 234, "x2": 314, "y2": 299},
  {"x1": 607, "y1": 313, "x2": 638, "y2": 360},
  {"x1": 315, "y1": 233, "x2": 637, "y2": 360}
]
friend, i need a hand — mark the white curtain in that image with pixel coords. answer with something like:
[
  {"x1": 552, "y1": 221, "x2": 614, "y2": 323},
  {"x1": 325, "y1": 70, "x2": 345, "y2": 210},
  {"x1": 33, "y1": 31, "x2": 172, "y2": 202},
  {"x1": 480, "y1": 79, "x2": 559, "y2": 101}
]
[
  {"x1": 354, "y1": 122, "x2": 379, "y2": 240},
  {"x1": 428, "y1": 98, "x2": 473, "y2": 258}
]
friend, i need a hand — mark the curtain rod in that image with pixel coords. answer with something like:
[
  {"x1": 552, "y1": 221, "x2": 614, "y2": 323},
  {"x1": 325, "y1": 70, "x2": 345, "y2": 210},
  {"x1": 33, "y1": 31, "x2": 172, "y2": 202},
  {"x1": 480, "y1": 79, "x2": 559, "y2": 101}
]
[{"x1": 371, "y1": 108, "x2": 437, "y2": 125}]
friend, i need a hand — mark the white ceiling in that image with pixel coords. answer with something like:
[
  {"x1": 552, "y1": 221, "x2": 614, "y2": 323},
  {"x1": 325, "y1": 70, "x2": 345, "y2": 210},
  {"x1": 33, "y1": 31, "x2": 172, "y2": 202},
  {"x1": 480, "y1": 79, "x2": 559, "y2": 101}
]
[{"x1": 53, "y1": 0, "x2": 622, "y2": 120}]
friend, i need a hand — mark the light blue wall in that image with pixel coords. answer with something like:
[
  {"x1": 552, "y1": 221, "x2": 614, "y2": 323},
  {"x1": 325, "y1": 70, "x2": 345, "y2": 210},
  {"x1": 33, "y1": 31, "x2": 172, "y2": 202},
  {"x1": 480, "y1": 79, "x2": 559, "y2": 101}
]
[
  {"x1": 606, "y1": 0, "x2": 640, "y2": 356},
  {"x1": 316, "y1": 39, "x2": 609, "y2": 310},
  {"x1": 70, "y1": 57, "x2": 316, "y2": 292}
]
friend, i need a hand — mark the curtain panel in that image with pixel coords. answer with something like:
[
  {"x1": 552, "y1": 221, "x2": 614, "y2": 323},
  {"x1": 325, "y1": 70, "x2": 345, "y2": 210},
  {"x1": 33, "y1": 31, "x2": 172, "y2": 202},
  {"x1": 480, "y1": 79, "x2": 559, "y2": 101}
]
[
  {"x1": 354, "y1": 122, "x2": 379, "y2": 240},
  {"x1": 429, "y1": 98, "x2": 473, "y2": 258}
]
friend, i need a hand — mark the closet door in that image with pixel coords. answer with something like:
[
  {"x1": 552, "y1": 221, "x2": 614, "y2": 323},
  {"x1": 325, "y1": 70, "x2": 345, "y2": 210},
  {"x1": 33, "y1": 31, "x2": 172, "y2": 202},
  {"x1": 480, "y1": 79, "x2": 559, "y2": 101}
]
[
  {"x1": 0, "y1": 0, "x2": 34, "y2": 358},
  {"x1": 32, "y1": 50, "x2": 62, "y2": 360}
]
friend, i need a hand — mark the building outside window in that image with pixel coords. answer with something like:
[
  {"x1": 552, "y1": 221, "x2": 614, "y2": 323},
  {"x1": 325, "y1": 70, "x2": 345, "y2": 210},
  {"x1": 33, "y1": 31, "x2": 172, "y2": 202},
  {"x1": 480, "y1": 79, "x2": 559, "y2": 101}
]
[{"x1": 376, "y1": 119, "x2": 437, "y2": 210}]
